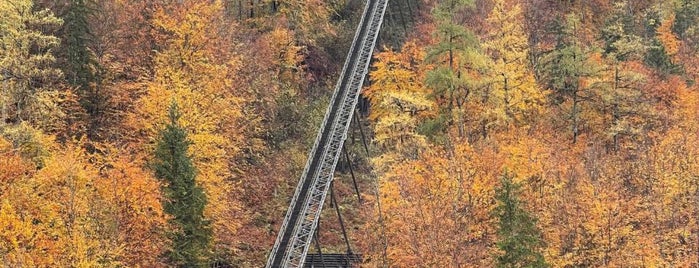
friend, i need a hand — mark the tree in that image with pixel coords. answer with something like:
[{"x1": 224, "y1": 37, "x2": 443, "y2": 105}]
[
  {"x1": 368, "y1": 142, "x2": 496, "y2": 267},
  {"x1": 153, "y1": 103, "x2": 211, "y2": 267},
  {"x1": 645, "y1": 10, "x2": 682, "y2": 76},
  {"x1": 484, "y1": 0, "x2": 545, "y2": 129},
  {"x1": 275, "y1": 0, "x2": 333, "y2": 45},
  {"x1": 0, "y1": 135, "x2": 120, "y2": 266},
  {"x1": 426, "y1": 0, "x2": 476, "y2": 109},
  {"x1": 494, "y1": 171, "x2": 548, "y2": 268},
  {"x1": 365, "y1": 42, "x2": 433, "y2": 156},
  {"x1": 648, "y1": 82, "x2": 699, "y2": 266},
  {"x1": 540, "y1": 14, "x2": 601, "y2": 143},
  {"x1": 128, "y1": 1, "x2": 247, "y2": 259},
  {"x1": 425, "y1": 0, "x2": 490, "y2": 139},
  {"x1": 95, "y1": 147, "x2": 168, "y2": 266},
  {"x1": 672, "y1": 0, "x2": 699, "y2": 44},
  {"x1": 0, "y1": 0, "x2": 62, "y2": 125},
  {"x1": 61, "y1": 0, "x2": 104, "y2": 137},
  {"x1": 595, "y1": 0, "x2": 652, "y2": 151}
]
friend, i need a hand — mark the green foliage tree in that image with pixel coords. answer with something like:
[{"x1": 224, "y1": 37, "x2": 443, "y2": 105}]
[
  {"x1": 425, "y1": 0, "x2": 489, "y2": 139},
  {"x1": 62, "y1": 0, "x2": 104, "y2": 137},
  {"x1": 672, "y1": 0, "x2": 699, "y2": 43},
  {"x1": 600, "y1": 1, "x2": 641, "y2": 59},
  {"x1": 153, "y1": 103, "x2": 211, "y2": 267},
  {"x1": 643, "y1": 8, "x2": 683, "y2": 76},
  {"x1": 597, "y1": 0, "x2": 651, "y2": 151},
  {"x1": 541, "y1": 14, "x2": 601, "y2": 143},
  {"x1": 494, "y1": 171, "x2": 548, "y2": 268},
  {"x1": 64, "y1": 0, "x2": 97, "y2": 91}
]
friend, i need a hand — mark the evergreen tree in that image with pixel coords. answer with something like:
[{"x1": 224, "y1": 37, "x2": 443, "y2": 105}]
[
  {"x1": 153, "y1": 103, "x2": 211, "y2": 267},
  {"x1": 644, "y1": 9, "x2": 682, "y2": 76},
  {"x1": 673, "y1": 0, "x2": 699, "y2": 42},
  {"x1": 63, "y1": 0, "x2": 104, "y2": 136},
  {"x1": 64, "y1": 0, "x2": 95, "y2": 90},
  {"x1": 494, "y1": 172, "x2": 548, "y2": 268},
  {"x1": 600, "y1": 1, "x2": 647, "y2": 63}
]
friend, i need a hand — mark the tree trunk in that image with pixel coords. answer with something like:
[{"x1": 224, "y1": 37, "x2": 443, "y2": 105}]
[
  {"x1": 612, "y1": 65, "x2": 620, "y2": 152},
  {"x1": 695, "y1": 180, "x2": 699, "y2": 266},
  {"x1": 572, "y1": 87, "x2": 579, "y2": 143},
  {"x1": 405, "y1": 0, "x2": 415, "y2": 22},
  {"x1": 1, "y1": 71, "x2": 6, "y2": 126},
  {"x1": 238, "y1": 0, "x2": 243, "y2": 20}
]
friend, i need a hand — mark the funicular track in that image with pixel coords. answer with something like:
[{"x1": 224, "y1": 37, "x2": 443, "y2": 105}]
[{"x1": 266, "y1": 0, "x2": 388, "y2": 267}]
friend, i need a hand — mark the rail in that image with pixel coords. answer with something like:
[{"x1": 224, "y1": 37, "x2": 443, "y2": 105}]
[{"x1": 265, "y1": 0, "x2": 388, "y2": 267}]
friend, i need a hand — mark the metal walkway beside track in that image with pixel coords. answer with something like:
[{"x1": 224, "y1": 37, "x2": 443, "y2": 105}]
[
  {"x1": 266, "y1": 0, "x2": 388, "y2": 267},
  {"x1": 303, "y1": 254, "x2": 363, "y2": 268}
]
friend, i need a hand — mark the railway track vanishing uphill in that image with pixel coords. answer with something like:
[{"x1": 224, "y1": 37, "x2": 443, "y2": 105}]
[{"x1": 266, "y1": 0, "x2": 388, "y2": 267}]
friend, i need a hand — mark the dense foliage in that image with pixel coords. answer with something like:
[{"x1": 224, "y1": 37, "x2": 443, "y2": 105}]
[
  {"x1": 1, "y1": 0, "x2": 698, "y2": 267},
  {"x1": 153, "y1": 104, "x2": 211, "y2": 267}
]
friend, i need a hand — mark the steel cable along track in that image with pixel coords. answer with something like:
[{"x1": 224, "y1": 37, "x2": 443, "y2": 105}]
[{"x1": 266, "y1": 0, "x2": 388, "y2": 267}]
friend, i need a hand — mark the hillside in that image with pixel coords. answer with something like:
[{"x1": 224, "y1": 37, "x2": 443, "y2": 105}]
[{"x1": 1, "y1": 0, "x2": 699, "y2": 267}]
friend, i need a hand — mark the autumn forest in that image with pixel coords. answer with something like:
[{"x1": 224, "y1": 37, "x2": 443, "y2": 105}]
[{"x1": 1, "y1": 0, "x2": 699, "y2": 267}]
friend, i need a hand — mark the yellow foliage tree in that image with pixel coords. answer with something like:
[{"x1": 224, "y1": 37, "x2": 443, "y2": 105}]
[
  {"x1": 32, "y1": 144, "x2": 117, "y2": 267},
  {"x1": 647, "y1": 84, "x2": 699, "y2": 266},
  {"x1": 0, "y1": 0, "x2": 63, "y2": 126},
  {"x1": 483, "y1": 0, "x2": 546, "y2": 128},
  {"x1": 365, "y1": 42, "x2": 434, "y2": 158},
  {"x1": 276, "y1": 0, "x2": 333, "y2": 44},
  {"x1": 369, "y1": 142, "x2": 496, "y2": 267},
  {"x1": 127, "y1": 0, "x2": 246, "y2": 257},
  {"x1": 0, "y1": 138, "x2": 122, "y2": 267}
]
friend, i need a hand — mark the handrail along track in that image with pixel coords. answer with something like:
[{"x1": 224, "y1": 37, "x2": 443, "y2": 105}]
[{"x1": 266, "y1": 0, "x2": 388, "y2": 267}]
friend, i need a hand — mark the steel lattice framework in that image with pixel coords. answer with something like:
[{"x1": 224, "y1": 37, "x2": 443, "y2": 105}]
[{"x1": 265, "y1": 0, "x2": 388, "y2": 267}]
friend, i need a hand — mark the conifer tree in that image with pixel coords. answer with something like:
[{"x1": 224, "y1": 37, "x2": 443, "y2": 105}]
[
  {"x1": 63, "y1": 0, "x2": 104, "y2": 136},
  {"x1": 425, "y1": 0, "x2": 489, "y2": 139},
  {"x1": 426, "y1": 0, "x2": 476, "y2": 108},
  {"x1": 64, "y1": 0, "x2": 96, "y2": 91},
  {"x1": 153, "y1": 103, "x2": 211, "y2": 267},
  {"x1": 644, "y1": 10, "x2": 682, "y2": 76},
  {"x1": 597, "y1": 0, "x2": 650, "y2": 151},
  {"x1": 541, "y1": 14, "x2": 601, "y2": 143},
  {"x1": 672, "y1": 0, "x2": 699, "y2": 42},
  {"x1": 494, "y1": 171, "x2": 548, "y2": 268}
]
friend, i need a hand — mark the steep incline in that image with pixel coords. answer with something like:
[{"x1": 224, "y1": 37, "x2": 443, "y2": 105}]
[{"x1": 266, "y1": 0, "x2": 388, "y2": 267}]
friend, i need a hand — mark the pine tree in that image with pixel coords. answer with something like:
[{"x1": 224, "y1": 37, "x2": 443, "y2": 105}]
[
  {"x1": 426, "y1": 0, "x2": 477, "y2": 108},
  {"x1": 494, "y1": 171, "x2": 548, "y2": 268},
  {"x1": 64, "y1": 0, "x2": 96, "y2": 91},
  {"x1": 672, "y1": 0, "x2": 699, "y2": 42},
  {"x1": 644, "y1": 9, "x2": 682, "y2": 76},
  {"x1": 63, "y1": 0, "x2": 104, "y2": 136},
  {"x1": 153, "y1": 102, "x2": 211, "y2": 267}
]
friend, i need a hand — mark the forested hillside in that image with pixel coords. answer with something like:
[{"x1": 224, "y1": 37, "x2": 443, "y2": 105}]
[{"x1": 1, "y1": 0, "x2": 698, "y2": 267}]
